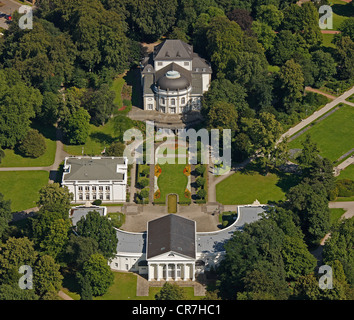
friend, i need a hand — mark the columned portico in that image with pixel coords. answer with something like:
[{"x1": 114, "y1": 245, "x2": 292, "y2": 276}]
[{"x1": 147, "y1": 262, "x2": 195, "y2": 281}]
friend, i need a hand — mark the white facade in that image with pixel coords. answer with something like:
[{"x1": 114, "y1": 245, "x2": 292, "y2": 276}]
[{"x1": 62, "y1": 157, "x2": 128, "y2": 203}]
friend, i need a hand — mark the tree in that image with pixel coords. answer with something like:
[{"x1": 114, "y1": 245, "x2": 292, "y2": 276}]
[
  {"x1": 39, "y1": 218, "x2": 71, "y2": 260},
  {"x1": 338, "y1": 17, "x2": 354, "y2": 42},
  {"x1": 37, "y1": 183, "x2": 73, "y2": 217},
  {"x1": 278, "y1": 59, "x2": 304, "y2": 114},
  {"x1": 76, "y1": 211, "x2": 118, "y2": 259},
  {"x1": 0, "y1": 69, "x2": 42, "y2": 148},
  {"x1": 0, "y1": 283, "x2": 39, "y2": 300},
  {"x1": 202, "y1": 79, "x2": 249, "y2": 117},
  {"x1": 77, "y1": 273, "x2": 93, "y2": 300},
  {"x1": 195, "y1": 164, "x2": 206, "y2": 175},
  {"x1": 226, "y1": 8, "x2": 253, "y2": 31},
  {"x1": 335, "y1": 36, "x2": 354, "y2": 80},
  {"x1": 310, "y1": 50, "x2": 336, "y2": 88},
  {"x1": 0, "y1": 237, "x2": 38, "y2": 285},
  {"x1": 251, "y1": 21, "x2": 276, "y2": 51},
  {"x1": 82, "y1": 84, "x2": 115, "y2": 126},
  {"x1": 0, "y1": 148, "x2": 4, "y2": 164},
  {"x1": 287, "y1": 180, "x2": 330, "y2": 245},
  {"x1": 33, "y1": 255, "x2": 63, "y2": 298},
  {"x1": 0, "y1": 193, "x2": 12, "y2": 240},
  {"x1": 64, "y1": 234, "x2": 100, "y2": 270},
  {"x1": 39, "y1": 92, "x2": 61, "y2": 125},
  {"x1": 195, "y1": 177, "x2": 206, "y2": 188},
  {"x1": 62, "y1": 107, "x2": 90, "y2": 145},
  {"x1": 281, "y1": 235, "x2": 317, "y2": 281},
  {"x1": 81, "y1": 253, "x2": 114, "y2": 296},
  {"x1": 256, "y1": 4, "x2": 283, "y2": 30},
  {"x1": 206, "y1": 16, "x2": 243, "y2": 77},
  {"x1": 323, "y1": 218, "x2": 354, "y2": 287},
  {"x1": 297, "y1": 134, "x2": 320, "y2": 171},
  {"x1": 206, "y1": 101, "x2": 238, "y2": 133},
  {"x1": 18, "y1": 129, "x2": 47, "y2": 158},
  {"x1": 155, "y1": 282, "x2": 186, "y2": 300}
]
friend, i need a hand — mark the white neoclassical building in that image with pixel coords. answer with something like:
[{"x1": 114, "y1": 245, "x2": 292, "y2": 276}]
[
  {"x1": 141, "y1": 39, "x2": 212, "y2": 114},
  {"x1": 109, "y1": 206, "x2": 266, "y2": 281},
  {"x1": 62, "y1": 156, "x2": 128, "y2": 203}
]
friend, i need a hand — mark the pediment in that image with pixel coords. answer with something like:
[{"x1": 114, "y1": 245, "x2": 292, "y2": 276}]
[{"x1": 147, "y1": 250, "x2": 195, "y2": 261}]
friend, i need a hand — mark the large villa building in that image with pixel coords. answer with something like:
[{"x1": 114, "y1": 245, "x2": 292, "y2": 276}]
[
  {"x1": 62, "y1": 156, "x2": 128, "y2": 203},
  {"x1": 108, "y1": 206, "x2": 265, "y2": 281},
  {"x1": 141, "y1": 39, "x2": 212, "y2": 114}
]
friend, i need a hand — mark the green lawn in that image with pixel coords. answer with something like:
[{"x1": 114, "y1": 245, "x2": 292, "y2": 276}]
[
  {"x1": 0, "y1": 125, "x2": 57, "y2": 168},
  {"x1": 329, "y1": 208, "x2": 346, "y2": 227},
  {"x1": 64, "y1": 119, "x2": 118, "y2": 156},
  {"x1": 331, "y1": 0, "x2": 354, "y2": 30},
  {"x1": 155, "y1": 164, "x2": 188, "y2": 204},
  {"x1": 216, "y1": 169, "x2": 294, "y2": 205},
  {"x1": 111, "y1": 76, "x2": 126, "y2": 109},
  {"x1": 0, "y1": 171, "x2": 49, "y2": 212},
  {"x1": 321, "y1": 33, "x2": 336, "y2": 49},
  {"x1": 337, "y1": 164, "x2": 354, "y2": 181},
  {"x1": 289, "y1": 105, "x2": 354, "y2": 162},
  {"x1": 60, "y1": 272, "x2": 202, "y2": 300}
]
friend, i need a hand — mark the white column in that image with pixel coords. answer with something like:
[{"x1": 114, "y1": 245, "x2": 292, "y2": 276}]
[
  {"x1": 165, "y1": 263, "x2": 169, "y2": 281},
  {"x1": 183, "y1": 263, "x2": 187, "y2": 281},
  {"x1": 192, "y1": 263, "x2": 195, "y2": 281},
  {"x1": 174, "y1": 263, "x2": 177, "y2": 281},
  {"x1": 148, "y1": 264, "x2": 153, "y2": 281},
  {"x1": 157, "y1": 264, "x2": 161, "y2": 281}
]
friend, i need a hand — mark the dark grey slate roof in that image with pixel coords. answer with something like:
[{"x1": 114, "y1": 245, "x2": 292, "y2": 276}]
[
  {"x1": 63, "y1": 157, "x2": 126, "y2": 181},
  {"x1": 196, "y1": 206, "x2": 266, "y2": 253},
  {"x1": 155, "y1": 62, "x2": 191, "y2": 85},
  {"x1": 154, "y1": 40, "x2": 193, "y2": 61},
  {"x1": 147, "y1": 214, "x2": 196, "y2": 259},
  {"x1": 192, "y1": 54, "x2": 212, "y2": 74},
  {"x1": 70, "y1": 206, "x2": 106, "y2": 226},
  {"x1": 191, "y1": 73, "x2": 203, "y2": 95},
  {"x1": 143, "y1": 73, "x2": 155, "y2": 95},
  {"x1": 157, "y1": 72, "x2": 190, "y2": 91},
  {"x1": 116, "y1": 229, "x2": 146, "y2": 254}
]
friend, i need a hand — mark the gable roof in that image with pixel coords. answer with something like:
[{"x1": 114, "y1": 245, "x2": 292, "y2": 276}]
[
  {"x1": 147, "y1": 214, "x2": 196, "y2": 259},
  {"x1": 154, "y1": 40, "x2": 193, "y2": 61}
]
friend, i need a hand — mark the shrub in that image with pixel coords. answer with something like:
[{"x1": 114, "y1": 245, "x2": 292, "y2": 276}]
[
  {"x1": 140, "y1": 188, "x2": 150, "y2": 199},
  {"x1": 92, "y1": 199, "x2": 102, "y2": 206},
  {"x1": 142, "y1": 167, "x2": 150, "y2": 177},
  {"x1": 196, "y1": 177, "x2": 206, "y2": 188},
  {"x1": 195, "y1": 164, "x2": 206, "y2": 176},
  {"x1": 138, "y1": 178, "x2": 149, "y2": 188},
  {"x1": 336, "y1": 179, "x2": 354, "y2": 197},
  {"x1": 105, "y1": 141, "x2": 125, "y2": 156},
  {"x1": 197, "y1": 188, "x2": 207, "y2": 199},
  {"x1": 18, "y1": 129, "x2": 47, "y2": 158}
]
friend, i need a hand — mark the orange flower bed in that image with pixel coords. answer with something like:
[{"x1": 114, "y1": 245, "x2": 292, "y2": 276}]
[
  {"x1": 154, "y1": 189, "x2": 161, "y2": 199},
  {"x1": 184, "y1": 189, "x2": 191, "y2": 199},
  {"x1": 155, "y1": 165, "x2": 162, "y2": 178},
  {"x1": 183, "y1": 165, "x2": 191, "y2": 176}
]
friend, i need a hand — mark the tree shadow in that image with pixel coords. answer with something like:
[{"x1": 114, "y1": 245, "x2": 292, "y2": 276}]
[
  {"x1": 275, "y1": 171, "x2": 301, "y2": 194},
  {"x1": 89, "y1": 132, "x2": 115, "y2": 146},
  {"x1": 332, "y1": 3, "x2": 354, "y2": 18},
  {"x1": 124, "y1": 69, "x2": 142, "y2": 108}
]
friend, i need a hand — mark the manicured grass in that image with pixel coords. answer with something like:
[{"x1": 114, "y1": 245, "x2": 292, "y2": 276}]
[
  {"x1": 64, "y1": 119, "x2": 117, "y2": 156},
  {"x1": 155, "y1": 164, "x2": 188, "y2": 204},
  {"x1": 289, "y1": 105, "x2": 354, "y2": 162},
  {"x1": 0, "y1": 171, "x2": 49, "y2": 211},
  {"x1": 329, "y1": 208, "x2": 346, "y2": 226},
  {"x1": 337, "y1": 164, "x2": 354, "y2": 181},
  {"x1": 331, "y1": 1, "x2": 354, "y2": 30},
  {"x1": 0, "y1": 125, "x2": 57, "y2": 168},
  {"x1": 168, "y1": 194, "x2": 178, "y2": 213},
  {"x1": 321, "y1": 33, "x2": 336, "y2": 49},
  {"x1": 91, "y1": 272, "x2": 201, "y2": 300},
  {"x1": 216, "y1": 170, "x2": 292, "y2": 205},
  {"x1": 111, "y1": 76, "x2": 126, "y2": 109},
  {"x1": 347, "y1": 94, "x2": 354, "y2": 103}
]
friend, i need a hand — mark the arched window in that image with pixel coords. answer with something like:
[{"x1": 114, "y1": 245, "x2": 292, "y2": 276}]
[
  {"x1": 161, "y1": 97, "x2": 165, "y2": 105},
  {"x1": 171, "y1": 98, "x2": 175, "y2": 105},
  {"x1": 181, "y1": 97, "x2": 186, "y2": 105}
]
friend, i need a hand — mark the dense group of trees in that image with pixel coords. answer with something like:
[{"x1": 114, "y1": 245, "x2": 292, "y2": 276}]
[{"x1": 0, "y1": 183, "x2": 117, "y2": 300}]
